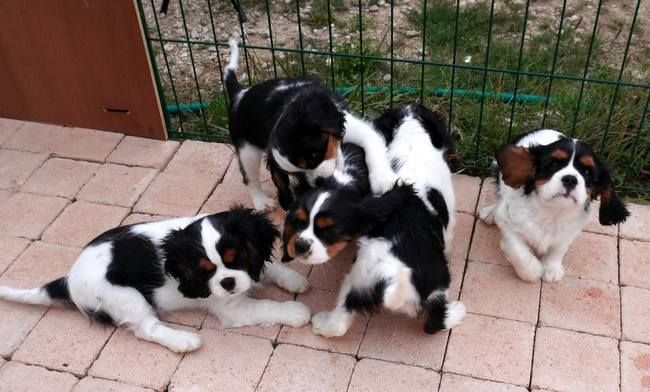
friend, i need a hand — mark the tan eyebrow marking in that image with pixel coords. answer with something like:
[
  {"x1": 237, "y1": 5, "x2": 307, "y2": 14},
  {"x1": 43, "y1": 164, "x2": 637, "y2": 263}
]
[
  {"x1": 199, "y1": 258, "x2": 217, "y2": 271},
  {"x1": 579, "y1": 155, "x2": 595, "y2": 167},
  {"x1": 222, "y1": 248, "x2": 236, "y2": 264},
  {"x1": 294, "y1": 208, "x2": 308, "y2": 222},
  {"x1": 316, "y1": 216, "x2": 335, "y2": 229},
  {"x1": 551, "y1": 149, "x2": 569, "y2": 160}
]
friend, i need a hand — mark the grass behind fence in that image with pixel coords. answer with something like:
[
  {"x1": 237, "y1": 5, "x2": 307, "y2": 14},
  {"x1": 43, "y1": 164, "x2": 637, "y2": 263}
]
[{"x1": 139, "y1": 0, "x2": 649, "y2": 196}]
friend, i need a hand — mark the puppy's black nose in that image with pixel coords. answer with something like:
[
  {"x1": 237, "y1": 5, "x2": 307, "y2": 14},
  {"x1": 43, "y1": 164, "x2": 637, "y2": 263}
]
[
  {"x1": 220, "y1": 277, "x2": 236, "y2": 291},
  {"x1": 561, "y1": 175, "x2": 578, "y2": 191},
  {"x1": 295, "y1": 238, "x2": 312, "y2": 255}
]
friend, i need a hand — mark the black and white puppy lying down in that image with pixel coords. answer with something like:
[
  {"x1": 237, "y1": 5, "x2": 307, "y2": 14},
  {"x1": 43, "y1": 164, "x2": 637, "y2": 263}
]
[
  {"x1": 479, "y1": 129, "x2": 629, "y2": 282},
  {"x1": 283, "y1": 104, "x2": 465, "y2": 337},
  {"x1": 224, "y1": 38, "x2": 396, "y2": 210},
  {"x1": 0, "y1": 207, "x2": 311, "y2": 353}
]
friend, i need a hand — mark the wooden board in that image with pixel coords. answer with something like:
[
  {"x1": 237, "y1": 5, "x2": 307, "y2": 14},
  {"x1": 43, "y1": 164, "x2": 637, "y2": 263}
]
[{"x1": 0, "y1": 0, "x2": 166, "y2": 139}]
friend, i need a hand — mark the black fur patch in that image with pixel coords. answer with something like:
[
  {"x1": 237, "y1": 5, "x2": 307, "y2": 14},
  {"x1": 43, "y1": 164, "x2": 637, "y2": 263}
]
[
  {"x1": 344, "y1": 279, "x2": 388, "y2": 313},
  {"x1": 423, "y1": 293, "x2": 447, "y2": 334},
  {"x1": 426, "y1": 188, "x2": 449, "y2": 228},
  {"x1": 44, "y1": 277, "x2": 71, "y2": 304},
  {"x1": 105, "y1": 230, "x2": 167, "y2": 305},
  {"x1": 83, "y1": 308, "x2": 114, "y2": 325}
]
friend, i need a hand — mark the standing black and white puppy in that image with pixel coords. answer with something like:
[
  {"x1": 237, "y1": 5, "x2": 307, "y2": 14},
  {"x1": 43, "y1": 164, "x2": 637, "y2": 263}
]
[
  {"x1": 0, "y1": 207, "x2": 310, "y2": 353},
  {"x1": 479, "y1": 129, "x2": 629, "y2": 282},
  {"x1": 283, "y1": 104, "x2": 465, "y2": 337},
  {"x1": 224, "y1": 38, "x2": 396, "y2": 210}
]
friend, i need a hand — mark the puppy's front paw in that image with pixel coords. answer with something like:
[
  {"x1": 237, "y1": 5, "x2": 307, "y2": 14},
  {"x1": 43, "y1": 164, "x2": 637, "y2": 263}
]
[
  {"x1": 513, "y1": 261, "x2": 544, "y2": 282},
  {"x1": 478, "y1": 205, "x2": 496, "y2": 225},
  {"x1": 276, "y1": 269, "x2": 310, "y2": 294},
  {"x1": 162, "y1": 330, "x2": 202, "y2": 353},
  {"x1": 543, "y1": 263, "x2": 565, "y2": 283},
  {"x1": 281, "y1": 301, "x2": 311, "y2": 328},
  {"x1": 252, "y1": 194, "x2": 278, "y2": 211},
  {"x1": 311, "y1": 311, "x2": 349, "y2": 337}
]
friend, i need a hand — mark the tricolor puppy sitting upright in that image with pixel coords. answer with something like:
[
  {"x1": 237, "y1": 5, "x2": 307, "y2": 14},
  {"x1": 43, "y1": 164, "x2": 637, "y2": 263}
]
[
  {"x1": 283, "y1": 104, "x2": 465, "y2": 337},
  {"x1": 480, "y1": 129, "x2": 629, "y2": 283},
  {"x1": 0, "y1": 207, "x2": 311, "y2": 353}
]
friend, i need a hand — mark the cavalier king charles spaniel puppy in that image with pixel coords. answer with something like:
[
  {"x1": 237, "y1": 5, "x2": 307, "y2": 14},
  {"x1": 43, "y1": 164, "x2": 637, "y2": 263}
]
[
  {"x1": 282, "y1": 104, "x2": 465, "y2": 337},
  {"x1": 0, "y1": 207, "x2": 311, "y2": 352},
  {"x1": 224, "y1": 38, "x2": 396, "y2": 210},
  {"x1": 479, "y1": 129, "x2": 629, "y2": 282}
]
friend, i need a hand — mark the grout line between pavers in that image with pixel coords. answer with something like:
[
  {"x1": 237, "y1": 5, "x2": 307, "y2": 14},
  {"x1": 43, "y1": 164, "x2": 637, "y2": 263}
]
[
  {"x1": 9, "y1": 359, "x2": 81, "y2": 381},
  {"x1": 7, "y1": 150, "x2": 52, "y2": 194},
  {"x1": 153, "y1": 139, "x2": 183, "y2": 172},
  {"x1": 438, "y1": 176, "x2": 484, "y2": 388},
  {"x1": 354, "y1": 314, "x2": 371, "y2": 359},
  {"x1": 7, "y1": 306, "x2": 52, "y2": 360},
  {"x1": 33, "y1": 198, "x2": 72, "y2": 243},
  {"x1": 344, "y1": 357, "x2": 358, "y2": 392},
  {"x1": 439, "y1": 370, "x2": 533, "y2": 390},
  {"x1": 253, "y1": 342, "x2": 276, "y2": 391},
  {"x1": 196, "y1": 156, "x2": 235, "y2": 213},
  {"x1": 86, "y1": 326, "x2": 118, "y2": 379},
  {"x1": 276, "y1": 340, "x2": 443, "y2": 373},
  {"x1": 0, "y1": 120, "x2": 24, "y2": 148},
  {"x1": 528, "y1": 268, "x2": 544, "y2": 390},
  {"x1": 0, "y1": 238, "x2": 33, "y2": 278}
]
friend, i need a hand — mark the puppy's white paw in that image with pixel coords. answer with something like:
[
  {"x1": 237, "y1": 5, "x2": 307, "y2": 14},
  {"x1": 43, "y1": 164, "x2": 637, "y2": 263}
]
[
  {"x1": 370, "y1": 172, "x2": 399, "y2": 195},
  {"x1": 479, "y1": 205, "x2": 496, "y2": 225},
  {"x1": 311, "y1": 311, "x2": 349, "y2": 337},
  {"x1": 543, "y1": 263, "x2": 565, "y2": 283},
  {"x1": 281, "y1": 301, "x2": 311, "y2": 328},
  {"x1": 444, "y1": 301, "x2": 466, "y2": 329},
  {"x1": 252, "y1": 194, "x2": 278, "y2": 211},
  {"x1": 161, "y1": 330, "x2": 202, "y2": 353},
  {"x1": 513, "y1": 261, "x2": 544, "y2": 282},
  {"x1": 275, "y1": 268, "x2": 310, "y2": 294}
]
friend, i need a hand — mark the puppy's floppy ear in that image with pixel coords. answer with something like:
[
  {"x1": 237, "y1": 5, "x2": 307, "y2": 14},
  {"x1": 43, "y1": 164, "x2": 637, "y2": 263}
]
[
  {"x1": 593, "y1": 160, "x2": 629, "y2": 225},
  {"x1": 163, "y1": 228, "x2": 212, "y2": 298},
  {"x1": 267, "y1": 155, "x2": 294, "y2": 210},
  {"x1": 231, "y1": 207, "x2": 280, "y2": 279},
  {"x1": 355, "y1": 182, "x2": 415, "y2": 233},
  {"x1": 496, "y1": 145, "x2": 535, "y2": 189},
  {"x1": 281, "y1": 220, "x2": 296, "y2": 263}
]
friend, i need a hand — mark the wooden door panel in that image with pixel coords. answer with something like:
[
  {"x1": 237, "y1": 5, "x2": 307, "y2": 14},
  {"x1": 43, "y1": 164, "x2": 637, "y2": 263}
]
[{"x1": 0, "y1": 0, "x2": 166, "y2": 139}]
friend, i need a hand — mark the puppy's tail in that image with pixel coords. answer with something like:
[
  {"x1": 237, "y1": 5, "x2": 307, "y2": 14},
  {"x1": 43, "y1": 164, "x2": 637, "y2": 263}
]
[
  {"x1": 224, "y1": 37, "x2": 242, "y2": 102},
  {"x1": 423, "y1": 293, "x2": 465, "y2": 334},
  {"x1": 0, "y1": 277, "x2": 70, "y2": 307}
]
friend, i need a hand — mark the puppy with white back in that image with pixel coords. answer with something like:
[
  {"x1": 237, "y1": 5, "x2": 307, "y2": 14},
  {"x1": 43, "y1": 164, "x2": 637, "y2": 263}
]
[
  {"x1": 224, "y1": 38, "x2": 397, "y2": 210},
  {"x1": 283, "y1": 104, "x2": 465, "y2": 337},
  {"x1": 480, "y1": 129, "x2": 629, "y2": 282},
  {"x1": 0, "y1": 207, "x2": 310, "y2": 352}
]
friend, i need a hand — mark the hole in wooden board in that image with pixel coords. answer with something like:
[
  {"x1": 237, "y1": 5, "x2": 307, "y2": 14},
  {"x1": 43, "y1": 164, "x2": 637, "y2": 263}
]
[{"x1": 103, "y1": 107, "x2": 130, "y2": 114}]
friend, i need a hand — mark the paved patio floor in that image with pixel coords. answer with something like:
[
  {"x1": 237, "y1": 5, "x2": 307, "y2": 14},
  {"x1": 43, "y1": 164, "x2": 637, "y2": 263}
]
[{"x1": 0, "y1": 118, "x2": 649, "y2": 392}]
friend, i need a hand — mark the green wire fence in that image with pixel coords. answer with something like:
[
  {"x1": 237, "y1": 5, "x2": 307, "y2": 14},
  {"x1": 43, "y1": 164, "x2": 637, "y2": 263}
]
[{"x1": 137, "y1": 0, "x2": 650, "y2": 195}]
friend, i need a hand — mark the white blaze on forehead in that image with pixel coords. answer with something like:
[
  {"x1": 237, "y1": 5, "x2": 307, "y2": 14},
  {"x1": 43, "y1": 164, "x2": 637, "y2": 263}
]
[
  {"x1": 272, "y1": 148, "x2": 303, "y2": 173},
  {"x1": 516, "y1": 129, "x2": 564, "y2": 148},
  {"x1": 200, "y1": 219, "x2": 222, "y2": 265},
  {"x1": 298, "y1": 191, "x2": 331, "y2": 264}
]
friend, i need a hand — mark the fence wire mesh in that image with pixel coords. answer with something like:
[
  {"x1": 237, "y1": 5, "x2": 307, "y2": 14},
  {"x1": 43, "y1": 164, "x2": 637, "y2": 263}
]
[{"x1": 137, "y1": 0, "x2": 650, "y2": 195}]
